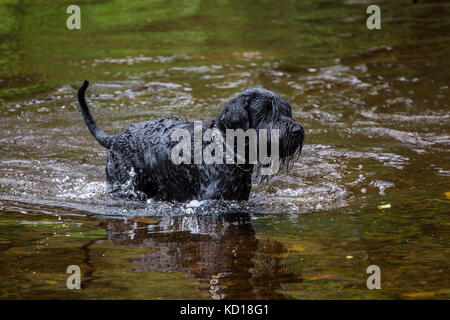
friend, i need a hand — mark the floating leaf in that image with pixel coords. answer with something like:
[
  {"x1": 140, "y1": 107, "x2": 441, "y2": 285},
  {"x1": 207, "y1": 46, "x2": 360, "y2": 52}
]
[
  {"x1": 404, "y1": 291, "x2": 435, "y2": 298},
  {"x1": 289, "y1": 244, "x2": 305, "y2": 252},
  {"x1": 134, "y1": 218, "x2": 159, "y2": 225}
]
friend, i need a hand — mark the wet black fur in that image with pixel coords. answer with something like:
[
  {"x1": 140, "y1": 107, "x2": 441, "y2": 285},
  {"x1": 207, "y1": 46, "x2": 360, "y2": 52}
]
[{"x1": 78, "y1": 80, "x2": 304, "y2": 202}]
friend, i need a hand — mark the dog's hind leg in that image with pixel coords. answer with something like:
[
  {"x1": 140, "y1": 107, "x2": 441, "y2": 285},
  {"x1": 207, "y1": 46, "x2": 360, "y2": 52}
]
[{"x1": 104, "y1": 151, "x2": 151, "y2": 200}]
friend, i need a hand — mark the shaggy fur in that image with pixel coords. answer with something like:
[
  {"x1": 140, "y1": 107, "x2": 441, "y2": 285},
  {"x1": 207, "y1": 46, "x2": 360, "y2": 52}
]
[{"x1": 78, "y1": 80, "x2": 303, "y2": 202}]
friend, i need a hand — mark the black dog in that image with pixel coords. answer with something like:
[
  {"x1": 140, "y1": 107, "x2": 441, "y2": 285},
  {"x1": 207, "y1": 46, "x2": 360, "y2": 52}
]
[{"x1": 78, "y1": 80, "x2": 303, "y2": 202}]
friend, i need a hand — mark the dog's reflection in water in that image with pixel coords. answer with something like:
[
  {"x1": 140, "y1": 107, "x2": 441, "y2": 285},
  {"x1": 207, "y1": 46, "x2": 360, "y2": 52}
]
[{"x1": 103, "y1": 213, "x2": 302, "y2": 299}]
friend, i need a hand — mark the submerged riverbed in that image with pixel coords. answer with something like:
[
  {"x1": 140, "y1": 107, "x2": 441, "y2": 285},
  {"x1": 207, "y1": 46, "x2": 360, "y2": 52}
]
[{"x1": 0, "y1": 0, "x2": 449, "y2": 299}]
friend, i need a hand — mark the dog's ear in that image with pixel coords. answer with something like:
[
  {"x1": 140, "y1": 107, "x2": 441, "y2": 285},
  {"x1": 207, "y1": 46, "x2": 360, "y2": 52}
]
[{"x1": 216, "y1": 95, "x2": 250, "y2": 131}]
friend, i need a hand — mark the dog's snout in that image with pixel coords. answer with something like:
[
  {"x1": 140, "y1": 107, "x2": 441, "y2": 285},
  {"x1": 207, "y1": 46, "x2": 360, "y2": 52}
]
[{"x1": 291, "y1": 123, "x2": 303, "y2": 135}]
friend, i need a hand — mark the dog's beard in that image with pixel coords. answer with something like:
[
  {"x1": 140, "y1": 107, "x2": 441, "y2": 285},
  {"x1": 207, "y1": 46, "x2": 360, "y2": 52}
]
[{"x1": 253, "y1": 132, "x2": 303, "y2": 183}]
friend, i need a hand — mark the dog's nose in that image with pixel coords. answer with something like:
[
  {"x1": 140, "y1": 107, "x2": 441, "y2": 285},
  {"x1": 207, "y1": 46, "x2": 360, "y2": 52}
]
[{"x1": 291, "y1": 123, "x2": 303, "y2": 135}]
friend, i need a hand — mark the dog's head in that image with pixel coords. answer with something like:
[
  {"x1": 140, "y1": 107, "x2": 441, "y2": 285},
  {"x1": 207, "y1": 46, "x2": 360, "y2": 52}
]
[{"x1": 216, "y1": 88, "x2": 304, "y2": 175}]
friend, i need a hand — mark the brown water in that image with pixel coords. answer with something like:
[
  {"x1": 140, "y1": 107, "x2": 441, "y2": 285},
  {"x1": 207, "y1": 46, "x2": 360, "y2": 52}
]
[{"x1": 0, "y1": 0, "x2": 449, "y2": 299}]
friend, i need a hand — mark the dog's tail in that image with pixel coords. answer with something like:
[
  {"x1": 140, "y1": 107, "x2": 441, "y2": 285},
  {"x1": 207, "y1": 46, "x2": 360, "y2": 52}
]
[{"x1": 78, "y1": 80, "x2": 114, "y2": 149}]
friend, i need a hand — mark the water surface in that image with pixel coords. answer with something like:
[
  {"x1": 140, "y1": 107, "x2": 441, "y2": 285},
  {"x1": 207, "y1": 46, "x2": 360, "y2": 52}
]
[{"x1": 0, "y1": 0, "x2": 449, "y2": 299}]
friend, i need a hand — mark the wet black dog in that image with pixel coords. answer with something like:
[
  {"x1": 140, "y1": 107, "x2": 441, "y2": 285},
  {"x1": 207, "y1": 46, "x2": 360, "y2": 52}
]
[{"x1": 78, "y1": 80, "x2": 303, "y2": 202}]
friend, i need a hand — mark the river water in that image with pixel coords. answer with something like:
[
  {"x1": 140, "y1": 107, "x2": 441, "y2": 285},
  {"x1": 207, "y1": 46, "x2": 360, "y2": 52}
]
[{"x1": 0, "y1": 0, "x2": 449, "y2": 299}]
